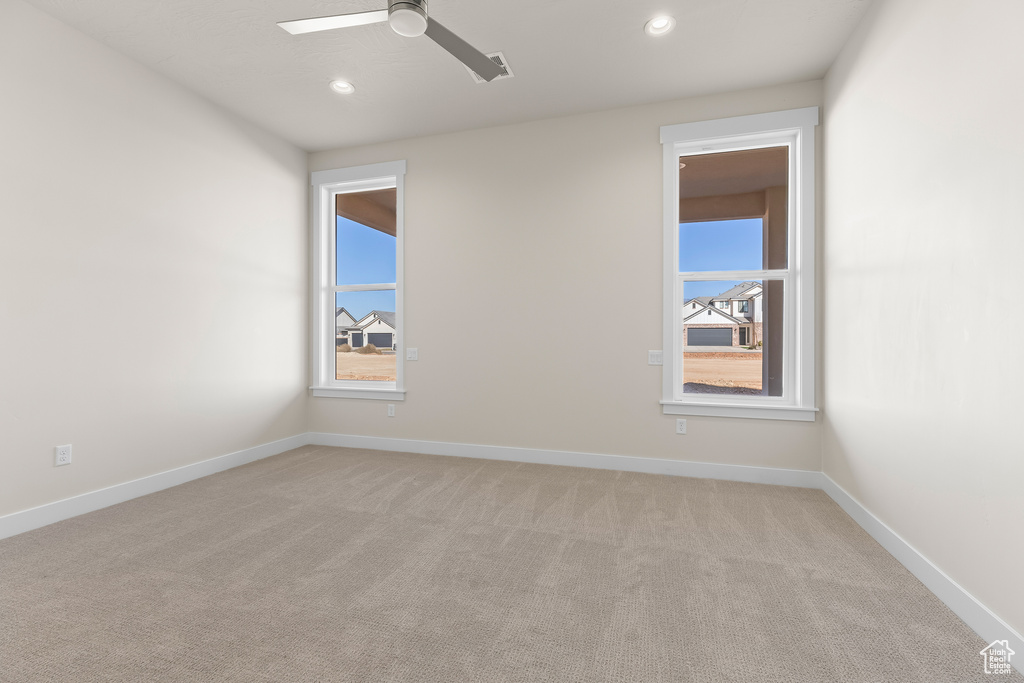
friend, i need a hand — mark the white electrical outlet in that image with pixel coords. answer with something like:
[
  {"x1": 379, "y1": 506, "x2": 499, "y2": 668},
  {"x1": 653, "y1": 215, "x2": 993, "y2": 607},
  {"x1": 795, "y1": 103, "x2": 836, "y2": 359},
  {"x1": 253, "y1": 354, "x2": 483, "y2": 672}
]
[
  {"x1": 387, "y1": 404, "x2": 395, "y2": 417},
  {"x1": 675, "y1": 419, "x2": 687, "y2": 435},
  {"x1": 648, "y1": 350, "x2": 663, "y2": 366},
  {"x1": 55, "y1": 444, "x2": 72, "y2": 466},
  {"x1": 406, "y1": 348, "x2": 418, "y2": 361}
]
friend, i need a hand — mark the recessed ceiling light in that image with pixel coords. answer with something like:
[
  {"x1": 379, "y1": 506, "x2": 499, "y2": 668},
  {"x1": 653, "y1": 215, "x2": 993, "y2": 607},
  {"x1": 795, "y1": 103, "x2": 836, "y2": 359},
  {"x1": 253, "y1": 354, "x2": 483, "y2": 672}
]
[
  {"x1": 329, "y1": 80, "x2": 356, "y2": 95},
  {"x1": 645, "y1": 15, "x2": 676, "y2": 36}
]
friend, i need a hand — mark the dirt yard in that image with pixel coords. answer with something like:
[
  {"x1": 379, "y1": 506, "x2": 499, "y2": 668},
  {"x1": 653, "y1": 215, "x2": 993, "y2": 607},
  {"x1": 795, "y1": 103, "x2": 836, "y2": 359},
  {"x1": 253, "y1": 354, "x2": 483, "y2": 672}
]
[
  {"x1": 336, "y1": 351, "x2": 397, "y2": 381},
  {"x1": 683, "y1": 352, "x2": 763, "y2": 394}
]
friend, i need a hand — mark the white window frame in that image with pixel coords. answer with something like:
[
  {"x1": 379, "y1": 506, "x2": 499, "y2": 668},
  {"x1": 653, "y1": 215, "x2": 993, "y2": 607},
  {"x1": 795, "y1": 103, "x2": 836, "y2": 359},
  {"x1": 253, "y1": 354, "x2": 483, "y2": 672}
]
[
  {"x1": 660, "y1": 108, "x2": 818, "y2": 421},
  {"x1": 310, "y1": 161, "x2": 406, "y2": 400}
]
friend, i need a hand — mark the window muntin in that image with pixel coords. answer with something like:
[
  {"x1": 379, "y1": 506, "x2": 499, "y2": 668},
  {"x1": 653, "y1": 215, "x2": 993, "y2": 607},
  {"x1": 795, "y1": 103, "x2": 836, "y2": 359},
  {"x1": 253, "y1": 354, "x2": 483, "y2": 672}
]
[
  {"x1": 660, "y1": 108, "x2": 817, "y2": 421},
  {"x1": 311, "y1": 161, "x2": 406, "y2": 400}
]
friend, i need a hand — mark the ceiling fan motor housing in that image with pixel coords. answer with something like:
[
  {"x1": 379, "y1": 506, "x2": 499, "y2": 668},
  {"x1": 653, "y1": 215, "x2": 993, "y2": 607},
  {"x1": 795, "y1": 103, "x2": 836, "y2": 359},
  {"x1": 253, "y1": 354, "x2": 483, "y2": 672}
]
[{"x1": 388, "y1": 0, "x2": 428, "y2": 37}]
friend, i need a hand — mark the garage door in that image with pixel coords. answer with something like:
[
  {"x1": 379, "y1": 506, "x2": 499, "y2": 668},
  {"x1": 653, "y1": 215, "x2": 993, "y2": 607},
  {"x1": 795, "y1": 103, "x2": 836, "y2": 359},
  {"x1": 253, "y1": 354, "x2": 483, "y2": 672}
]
[
  {"x1": 350, "y1": 332, "x2": 363, "y2": 348},
  {"x1": 368, "y1": 332, "x2": 393, "y2": 348},
  {"x1": 688, "y1": 328, "x2": 732, "y2": 346}
]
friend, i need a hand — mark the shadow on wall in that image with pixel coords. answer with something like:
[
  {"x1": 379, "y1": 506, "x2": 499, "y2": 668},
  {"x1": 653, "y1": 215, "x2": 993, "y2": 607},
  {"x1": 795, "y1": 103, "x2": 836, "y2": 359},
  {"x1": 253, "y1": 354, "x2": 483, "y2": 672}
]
[{"x1": 249, "y1": 389, "x2": 309, "y2": 448}]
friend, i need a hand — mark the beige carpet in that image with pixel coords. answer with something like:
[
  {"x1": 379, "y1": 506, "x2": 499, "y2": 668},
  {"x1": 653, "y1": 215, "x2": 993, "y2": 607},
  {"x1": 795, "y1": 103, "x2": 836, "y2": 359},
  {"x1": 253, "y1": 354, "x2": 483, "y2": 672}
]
[{"x1": 0, "y1": 446, "x2": 1015, "y2": 682}]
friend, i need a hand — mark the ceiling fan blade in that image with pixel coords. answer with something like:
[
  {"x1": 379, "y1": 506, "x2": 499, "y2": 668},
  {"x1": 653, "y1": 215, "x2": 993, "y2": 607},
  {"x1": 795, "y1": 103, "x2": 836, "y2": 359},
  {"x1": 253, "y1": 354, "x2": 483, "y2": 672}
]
[
  {"x1": 278, "y1": 9, "x2": 388, "y2": 35},
  {"x1": 423, "y1": 18, "x2": 504, "y2": 82}
]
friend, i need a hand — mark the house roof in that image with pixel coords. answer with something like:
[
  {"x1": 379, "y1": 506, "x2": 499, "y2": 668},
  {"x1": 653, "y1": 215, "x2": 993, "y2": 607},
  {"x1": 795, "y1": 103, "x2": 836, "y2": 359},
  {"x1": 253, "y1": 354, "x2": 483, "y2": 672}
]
[
  {"x1": 683, "y1": 281, "x2": 761, "y2": 308},
  {"x1": 683, "y1": 304, "x2": 745, "y2": 325},
  {"x1": 335, "y1": 307, "x2": 356, "y2": 321},
  {"x1": 354, "y1": 310, "x2": 396, "y2": 329},
  {"x1": 682, "y1": 297, "x2": 713, "y2": 311},
  {"x1": 710, "y1": 281, "x2": 762, "y2": 301}
]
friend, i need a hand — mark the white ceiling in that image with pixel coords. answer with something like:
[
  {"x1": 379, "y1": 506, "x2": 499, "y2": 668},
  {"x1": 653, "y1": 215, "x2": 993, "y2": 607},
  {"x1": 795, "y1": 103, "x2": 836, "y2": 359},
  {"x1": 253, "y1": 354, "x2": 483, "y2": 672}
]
[{"x1": 25, "y1": 0, "x2": 871, "y2": 152}]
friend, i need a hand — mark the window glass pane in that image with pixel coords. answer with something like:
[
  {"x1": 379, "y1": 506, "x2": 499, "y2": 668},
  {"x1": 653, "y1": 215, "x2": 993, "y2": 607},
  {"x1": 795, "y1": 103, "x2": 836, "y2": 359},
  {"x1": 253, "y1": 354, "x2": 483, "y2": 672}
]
[
  {"x1": 335, "y1": 290, "x2": 396, "y2": 382},
  {"x1": 681, "y1": 279, "x2": 782, "y2": 397},
  {"x1": 335, "y1": 187, "x2": 397, "y2": 286},
  {"x1": 678, "y1": 146, "x2": 788, "y2": 270},
  {"x1": 679, "y1": 219, "x2": 762, "y2": 271}
]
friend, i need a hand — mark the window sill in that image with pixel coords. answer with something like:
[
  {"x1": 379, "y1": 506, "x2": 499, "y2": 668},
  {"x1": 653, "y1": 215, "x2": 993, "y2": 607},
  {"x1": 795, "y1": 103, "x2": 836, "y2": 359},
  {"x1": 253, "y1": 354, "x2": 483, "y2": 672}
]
[
  {"x1": 660, "y1": 401, "x2": 817, "y2": 422},
  {"x1": 311, "y1": 386, "x2": 406, "y2": 400}
]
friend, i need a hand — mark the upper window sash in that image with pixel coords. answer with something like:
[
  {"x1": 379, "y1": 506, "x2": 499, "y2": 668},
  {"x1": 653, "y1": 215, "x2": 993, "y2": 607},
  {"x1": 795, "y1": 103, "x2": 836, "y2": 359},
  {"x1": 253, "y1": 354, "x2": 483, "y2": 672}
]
[
  {"x1": 660, "y1": 108, "x2": 818, "y2": 421},
  {"x1": 311, "y1": 161, "x2": 406, "y2": 400}
]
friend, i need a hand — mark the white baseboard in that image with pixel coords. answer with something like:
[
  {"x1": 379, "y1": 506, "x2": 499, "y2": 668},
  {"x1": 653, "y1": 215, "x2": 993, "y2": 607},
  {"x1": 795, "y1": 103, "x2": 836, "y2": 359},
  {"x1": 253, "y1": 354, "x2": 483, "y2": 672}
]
[
  {"x1": 2, "y1": 429, "x2": 1019, "y2": 675},
  {"x1": 307, "y1": 432, "x2": 826, "y2": 489},
  {"x1": 0, "y1": 433, "x2": 308, "y2": 541},
  {"x1": 822, "y1": 474, "x2": 1023, "y2": 674}
]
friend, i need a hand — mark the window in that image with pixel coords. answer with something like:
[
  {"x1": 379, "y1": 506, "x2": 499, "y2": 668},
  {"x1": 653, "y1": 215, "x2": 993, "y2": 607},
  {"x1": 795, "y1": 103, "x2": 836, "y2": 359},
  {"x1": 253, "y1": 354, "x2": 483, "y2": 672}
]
[
  {"x1": 311, "y1": 161, "x2": 406, "y2": 399},
  {"x1": 660, "y1": 108, "x2": 817, "y2": 421}
]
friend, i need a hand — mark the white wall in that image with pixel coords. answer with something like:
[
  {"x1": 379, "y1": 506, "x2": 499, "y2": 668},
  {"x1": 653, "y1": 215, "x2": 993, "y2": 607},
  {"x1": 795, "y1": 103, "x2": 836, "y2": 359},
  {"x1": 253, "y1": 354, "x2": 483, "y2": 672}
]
[
  {"x1": 0, "y1": 0, "x2": 308, "y2": 517},
  {"x1": 309, "y1": 81, "x2": 823, "y2": 471},
  {"x1": 823, "y1": 0, "x2": 1024, "y2": 637}
]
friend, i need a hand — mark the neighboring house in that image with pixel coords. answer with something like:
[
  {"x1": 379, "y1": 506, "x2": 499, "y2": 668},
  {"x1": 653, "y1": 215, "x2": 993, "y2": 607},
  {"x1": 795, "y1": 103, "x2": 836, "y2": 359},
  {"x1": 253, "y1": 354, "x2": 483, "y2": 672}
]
[
  {"x1": 683, "y1": 281, "x2": 763, "y2": 347},
  {"x1": 335, "y1": 307, "x2": 359, "y2": 346},
  {"x1": 348, "y1": 310, "x2": 396, "y2": 350},
  {"x1": 335, "y1": 307, "x2": 357, "y2": 336}
]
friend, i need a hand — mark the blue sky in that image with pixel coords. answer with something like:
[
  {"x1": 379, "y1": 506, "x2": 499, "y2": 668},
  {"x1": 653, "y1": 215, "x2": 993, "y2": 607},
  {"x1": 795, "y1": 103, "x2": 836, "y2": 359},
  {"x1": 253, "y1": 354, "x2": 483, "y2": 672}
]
[
  {"x1": 336, "y1": 217, "x2": 396, "y2": 320},
  {"x1": 679, "y1": 218, "x2": 762, "y2": 299}
]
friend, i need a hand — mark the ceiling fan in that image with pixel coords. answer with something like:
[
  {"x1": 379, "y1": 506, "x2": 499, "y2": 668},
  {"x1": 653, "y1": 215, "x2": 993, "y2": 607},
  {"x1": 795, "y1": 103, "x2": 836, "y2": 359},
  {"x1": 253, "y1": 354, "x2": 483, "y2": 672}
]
[{"x1": 278, "y1": 0, "x2": 505, "y2": 82}]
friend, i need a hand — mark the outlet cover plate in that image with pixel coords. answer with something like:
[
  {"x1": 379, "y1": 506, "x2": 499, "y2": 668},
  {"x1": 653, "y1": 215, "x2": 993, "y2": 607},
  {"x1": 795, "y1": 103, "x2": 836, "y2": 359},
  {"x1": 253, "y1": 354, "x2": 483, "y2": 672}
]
[{"x1": 55, "y1": 444, "x2": 72, "y2": 466}]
